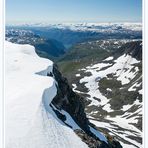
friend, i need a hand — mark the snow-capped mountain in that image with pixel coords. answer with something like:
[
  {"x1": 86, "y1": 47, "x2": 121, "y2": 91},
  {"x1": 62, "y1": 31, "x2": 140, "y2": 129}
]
[
  {"x1": 5, "y1": 41, "x2": 122, "y2": 148},
  {"x1": 7, "y1": 22, "x2": 142, "y2": 32},
  {"x1": 5, "y1": 23, "x2": 142, "y2": 148},
  {"x1": 6, "y1": 22, "x2": 142, "y2": 48},
  {"x1": 5, "y1": 41, "x2": 88, "y2": 148},
  {"x1": 58, "y1": 40, "x2": 142, "y2": 148},
  {"x1": 47, "y1": 22, "x2": 142, "y2": 33}
]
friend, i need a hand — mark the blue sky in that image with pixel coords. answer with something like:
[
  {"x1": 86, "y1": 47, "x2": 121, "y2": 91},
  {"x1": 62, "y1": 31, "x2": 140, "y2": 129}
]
[{"x1": 6, "y1": 0, "x2": 142, "y2": 24}]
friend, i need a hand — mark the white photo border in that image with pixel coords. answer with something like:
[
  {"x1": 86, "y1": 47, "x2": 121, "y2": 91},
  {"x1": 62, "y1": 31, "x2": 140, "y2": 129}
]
[{"x1": 0, "y1": 0, "x2": 147, "y2": 148}]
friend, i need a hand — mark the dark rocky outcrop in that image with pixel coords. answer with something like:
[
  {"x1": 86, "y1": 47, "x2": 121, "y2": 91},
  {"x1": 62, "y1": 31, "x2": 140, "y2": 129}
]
[
  {"x1": 116, "y1": 41, "x2": 142, "y2": 60},
  {"x1": 52, "y1": 64, "x2": 90, "y2": 132},
  {"x1": 50, "y1": 64, "x2": 122, "y2": 148}
]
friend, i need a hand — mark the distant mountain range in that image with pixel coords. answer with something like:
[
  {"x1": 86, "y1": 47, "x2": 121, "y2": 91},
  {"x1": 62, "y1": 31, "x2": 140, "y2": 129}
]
[
  {"x1": 6, "y1": 22, "x2": 142, "y2": 48},
  {"x1": 6, "y1": 29, "x2": 66, "y2": 60},
  {"x1": 7, "y1": 22, "x2": 142, "y2": 31}
]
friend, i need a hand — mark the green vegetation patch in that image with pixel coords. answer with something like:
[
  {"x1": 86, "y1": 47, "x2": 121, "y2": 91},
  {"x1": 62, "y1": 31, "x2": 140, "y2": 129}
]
[{"x1": 99, "y1": 77, "x2": 142, "y2": 110}]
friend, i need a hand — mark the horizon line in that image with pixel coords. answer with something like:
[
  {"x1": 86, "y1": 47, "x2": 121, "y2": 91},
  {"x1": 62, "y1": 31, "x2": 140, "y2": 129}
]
[{"x1": 6, "y1": 21, "x2": 142, "y2": 26}]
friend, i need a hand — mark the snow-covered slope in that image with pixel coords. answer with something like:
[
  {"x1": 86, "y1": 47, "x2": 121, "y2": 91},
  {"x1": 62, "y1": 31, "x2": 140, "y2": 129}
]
[
  {"x1": 75, "y1": 54, "x2": 142, "y2": 147},
  {"x1": 71, "y1": 41, "x2": 142, "y2": 148},
  {"x1": 5, "y1": 41, "x2": 88, "y2": 148}
]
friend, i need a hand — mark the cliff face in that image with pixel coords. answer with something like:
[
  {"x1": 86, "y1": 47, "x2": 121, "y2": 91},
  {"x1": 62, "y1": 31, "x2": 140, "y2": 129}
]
[
  {"x1": 50, "y1": 64, "x2": 122, "y2": 148},
  {"x1": 52, "y1": 65, "x2": 89, "y2": 131}
]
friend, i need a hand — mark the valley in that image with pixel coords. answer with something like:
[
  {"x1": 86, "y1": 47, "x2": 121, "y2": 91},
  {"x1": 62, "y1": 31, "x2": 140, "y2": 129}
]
[
  {"x1": 5, "y1": 23, "x2": 142, "y2": 148},
  {"x1": 57, "y1": 39, "x2": 142, "y2": 148}
]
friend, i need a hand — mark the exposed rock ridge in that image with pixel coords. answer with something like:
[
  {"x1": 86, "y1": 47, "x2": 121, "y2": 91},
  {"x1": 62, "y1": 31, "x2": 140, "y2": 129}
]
[{"x1": 49, "y1": 64, "x2": 122, "y2": 148}]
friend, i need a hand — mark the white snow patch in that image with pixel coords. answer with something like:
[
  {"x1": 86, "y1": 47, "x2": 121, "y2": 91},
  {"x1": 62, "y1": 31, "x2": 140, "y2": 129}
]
[
  {"x1": 76, "y1": 74, "x2": 81, "y2": 77},
  {"x1": 139, "y1": 89, "x2": 142, "y2": 94},
  {"x1": 79, "y1": 63, "x2": 111, "y2": 106},
  {"x1": 103, "y1": 104, "x2": 114, "y2": 112},
  {"x1": 106, "y1": 115, "x2": 141, "y2": 134},
  {"x1": 103, "y1": 56, "x2": 114, "y2": 61},
  {"x1": 122, "y1": 104, "x2": 133, "y2": 111},
  {"x1": 72, "y1": 83, "x2": 85, "y2": 94},
  {"x1": 106, "y1": 88, "x2": 112, "y2": 91},
  {"x1": 114, "y1": 54, "x2": 140, "y2": 85},
  {"x1": 128, "y1": 82, "x2": 142, "y2": 91},
  {"x1": 89, "y1": 126, "x2": 107, "y2": 143},
  {"x1": 60, "y1": 110, "x2": 81, "y2": 130}
]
